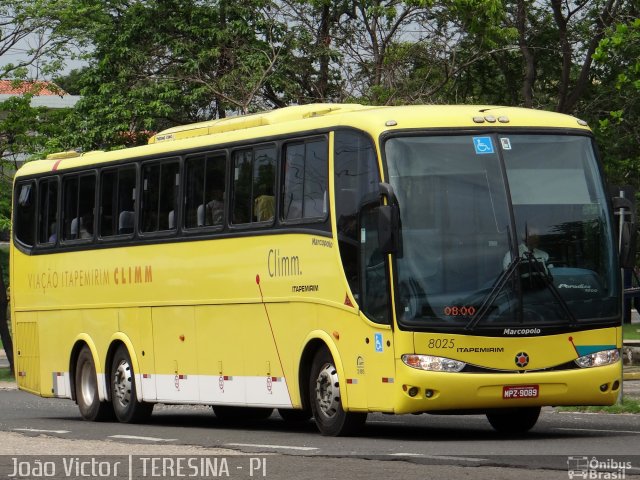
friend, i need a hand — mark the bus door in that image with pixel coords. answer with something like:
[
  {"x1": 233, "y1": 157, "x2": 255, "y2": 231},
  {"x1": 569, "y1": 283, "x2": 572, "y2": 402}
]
[{"x1": 359, "y1": 203, "x2": 396, "y2": 410}]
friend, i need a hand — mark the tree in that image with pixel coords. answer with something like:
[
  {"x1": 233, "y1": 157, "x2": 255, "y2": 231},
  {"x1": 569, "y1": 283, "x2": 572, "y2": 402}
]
[
  {"x1": 0, "y1": 0, "x2": 92, "y2": 79},
  {"x1": 591, "y1": 16, "x2": 640, "y2": 194},
  {"x1": 0, "y1": 0, "x2": 90, "y2": 367},
  {"x1": 55, "y1": 0, "x2": 304, "y2": 151},
  {"x1": 0, "y1": 264, "x2": 12, "y2": 374}
]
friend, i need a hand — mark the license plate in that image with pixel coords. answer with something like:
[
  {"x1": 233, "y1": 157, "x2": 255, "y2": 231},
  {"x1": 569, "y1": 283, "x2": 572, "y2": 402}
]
[{"x1": 503, "y1": 385, "x2": 539, "y2": 399}]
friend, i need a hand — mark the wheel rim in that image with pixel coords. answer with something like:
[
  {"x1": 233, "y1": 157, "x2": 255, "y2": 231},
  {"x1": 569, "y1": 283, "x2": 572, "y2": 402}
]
[
  {"x1": 315, "y1": 362, "x2": 340, "y2": 419},
  {"x1": 79, "y1": 361, "x2": 96, "y2": 406},
  {"x1": 113, "y1": 358, "x2": 132, "y2": 408}
]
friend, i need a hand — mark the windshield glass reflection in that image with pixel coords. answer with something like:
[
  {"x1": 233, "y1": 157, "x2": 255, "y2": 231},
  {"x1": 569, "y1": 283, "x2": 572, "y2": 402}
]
[{"x1": 385, "y1": 134, "x2": 619, "y2": 331}]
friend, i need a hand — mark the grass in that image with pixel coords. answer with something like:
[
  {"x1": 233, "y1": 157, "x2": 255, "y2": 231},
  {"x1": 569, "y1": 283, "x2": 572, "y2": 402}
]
[
  {"x1": 557, "y1": 397, "x2": 640, "y2": 414},
  {"x1": 0, "y1": 367, "x2": 14, "y2": 382},
  {"x1": 623, "y1": 323, "x2": 640, "y2": 340}
]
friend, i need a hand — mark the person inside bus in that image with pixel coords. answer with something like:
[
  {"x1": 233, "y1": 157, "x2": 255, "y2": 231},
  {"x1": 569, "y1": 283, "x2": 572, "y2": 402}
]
[
  {"x1": 254, "y1": 194, "x2": 275, "y2": 222},
  {"x1": 206, "y1": 189, "x2": 225, "y2": 226},
  {"x1": 48, "y1": 222, "x2": 57, "y2": 243},
  {"x1": 79, "y1": 213, "x2": 93, "y2": 239},
  {"x1": 503, "y1": 226, "x2": 553, "y2": 273}
]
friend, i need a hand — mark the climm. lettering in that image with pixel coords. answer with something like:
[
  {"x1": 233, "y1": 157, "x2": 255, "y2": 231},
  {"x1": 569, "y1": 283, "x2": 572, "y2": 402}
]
[
  {"x1": 114, "y1": 265, "x2": 153, "y2": 285},
  {"x1": 268, "y1": 249, "x2": 302, "y2": 277}
]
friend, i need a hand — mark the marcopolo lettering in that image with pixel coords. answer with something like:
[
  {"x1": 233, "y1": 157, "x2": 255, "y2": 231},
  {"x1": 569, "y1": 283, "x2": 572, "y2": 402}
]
[{"x1": 503, "y1": 328, "x2": 541, "y2": 336}]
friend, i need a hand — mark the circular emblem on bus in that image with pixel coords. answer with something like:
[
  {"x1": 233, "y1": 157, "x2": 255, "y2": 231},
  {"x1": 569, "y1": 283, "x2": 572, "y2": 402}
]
[{"x1": 515, "y1": 352, "x2": 529, "y2": 368}]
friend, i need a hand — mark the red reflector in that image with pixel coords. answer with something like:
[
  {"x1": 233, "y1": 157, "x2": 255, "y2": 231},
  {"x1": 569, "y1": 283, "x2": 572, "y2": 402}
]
[
  {"x1": 344, "y1": 294, "x2": 354, "y2": 307},
  {"x1": 382, "y1": 377, "x2": 394, "y2": 383}
]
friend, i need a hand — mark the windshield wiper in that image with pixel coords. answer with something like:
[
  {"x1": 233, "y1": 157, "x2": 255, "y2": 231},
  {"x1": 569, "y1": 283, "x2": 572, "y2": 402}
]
[
  {"x1": 521, "y1": 251, "x2": 577, "y2": 326},
  {"x1": 465, "y1": 256, "x2": 521, "y2": 331}
]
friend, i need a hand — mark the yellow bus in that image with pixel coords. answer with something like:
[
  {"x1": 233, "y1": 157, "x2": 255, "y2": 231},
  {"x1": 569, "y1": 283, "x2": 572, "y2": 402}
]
[{"x1": 10, "y1": 103, "x2": 631, "y2": 436}]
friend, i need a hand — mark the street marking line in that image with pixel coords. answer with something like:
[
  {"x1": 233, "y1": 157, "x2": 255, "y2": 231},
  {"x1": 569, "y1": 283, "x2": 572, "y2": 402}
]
[
  {"x1": 13, "y1": 428, "x2": 70, "y2": 434},
  {"x1": 422, "y1": 455, "x2": 486, "y2": 462},
  {"x1": 555, "y1": 427, "x2": 640, "y2": 435},
  {"x1": 109, "y1": 434, "x2": 177, "y2": 442},
  {"x1": 390, "y1": 453, "x2": 486, "y2": 462},
  {"x1": 226, "y1": 443, "x2": 318, "y2": 451},
  {"x1": 366, "y1": 420, "x2": 406, "y2": 425}
]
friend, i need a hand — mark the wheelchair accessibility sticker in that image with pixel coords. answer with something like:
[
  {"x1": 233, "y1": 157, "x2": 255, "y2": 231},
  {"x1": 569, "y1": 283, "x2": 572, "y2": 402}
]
[
  {"x1": 473, "y1": 136, "x2": 494, "y2": 154},
  {"x1": 374, "y1": 333, "x2": 384, "y2": 352}
]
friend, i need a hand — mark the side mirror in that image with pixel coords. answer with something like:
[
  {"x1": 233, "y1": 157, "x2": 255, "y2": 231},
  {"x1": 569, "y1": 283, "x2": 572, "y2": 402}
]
[
  {"x1": 378, "y1": 204, "x2": 400, "y2": 255},
  {"x1": 376, "y1": 182, "x2": 401, "y2": 256},
  {"x1": 611, "y1": 189, "x2": 637, "y2": 269}
]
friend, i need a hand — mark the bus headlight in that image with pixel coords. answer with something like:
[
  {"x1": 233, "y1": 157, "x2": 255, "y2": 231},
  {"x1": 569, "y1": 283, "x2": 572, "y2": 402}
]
[
  {"x1": 402, "y1": 354, "x2": 466, "y2": 372},
  {"x1": 574, "y1": 349, "x2": 620, "y2": 368}
]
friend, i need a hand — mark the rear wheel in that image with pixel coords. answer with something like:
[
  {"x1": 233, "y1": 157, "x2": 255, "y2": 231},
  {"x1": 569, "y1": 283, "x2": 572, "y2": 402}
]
[
  {"x1": 110, "y1": 345, "x2": 153, "y2": 423},
  {"x1": 75, "y1": 346, "x2": 113, "y2": 421},
  {"x1": 309, "y1": 348, "x2": 366, "y2": 436},
  {"x1": 486, "y1": 407, "x2": 541, "y2": 435}
]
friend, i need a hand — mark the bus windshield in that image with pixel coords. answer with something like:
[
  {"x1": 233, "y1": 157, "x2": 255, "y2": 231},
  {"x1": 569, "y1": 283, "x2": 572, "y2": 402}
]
[{"x1": 385, "y1": 134, "x2": 619, "y2": 332}]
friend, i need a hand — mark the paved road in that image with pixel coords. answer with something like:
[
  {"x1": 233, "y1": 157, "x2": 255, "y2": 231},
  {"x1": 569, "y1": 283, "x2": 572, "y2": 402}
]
[{"x1": 0, "y1": 388, "x2": 639, "y2": 479}]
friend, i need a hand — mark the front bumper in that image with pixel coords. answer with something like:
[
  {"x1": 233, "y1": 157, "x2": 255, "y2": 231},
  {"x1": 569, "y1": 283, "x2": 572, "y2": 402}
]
[{"x1": 392, "y1": 360, "x2": 621, "y2": 414}]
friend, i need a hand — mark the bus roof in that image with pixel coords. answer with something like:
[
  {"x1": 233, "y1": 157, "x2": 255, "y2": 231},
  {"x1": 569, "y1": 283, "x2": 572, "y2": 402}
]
[{"x1": 16, "y1": 103, "x2": 591, "y2": 178}]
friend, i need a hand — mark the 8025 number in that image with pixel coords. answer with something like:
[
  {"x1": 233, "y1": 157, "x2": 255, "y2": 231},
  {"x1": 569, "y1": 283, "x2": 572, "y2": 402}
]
[{"x1": 428, "y1": 338, "x2": 455, "y2": 349}]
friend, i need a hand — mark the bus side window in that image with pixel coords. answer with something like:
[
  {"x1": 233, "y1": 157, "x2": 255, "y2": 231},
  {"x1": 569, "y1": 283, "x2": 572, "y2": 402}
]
[
  {"x1": 334, "y1": 130, "x2": 387, "y2": 319},
  {"x1": 140, "y1": 159, "x2": 179, "y2": 233},
  {"x1": 232, "y1": 146, "x2": 275, "y2": 225},
  {"x1": 62, "y1": 173, "x2": 96, "y2": 241},
  {"x1": 184, "y1": 153, "x2": 226, "y2": 229},
  {"x1": 37, "y1": 177, "x2": 59, "y2": 245},
  {"x1": 360, "y1": 205, "x2": 391, "y2": 324},
  {"x1": 282, "y1": 138, "x2": 328, "y2": 222},
  {"x1": 99, "y1": 166, "x2": 136, "y2": 237},
  {"x1": 14, "y1": 181, "x2": 36, "y2": 247}
]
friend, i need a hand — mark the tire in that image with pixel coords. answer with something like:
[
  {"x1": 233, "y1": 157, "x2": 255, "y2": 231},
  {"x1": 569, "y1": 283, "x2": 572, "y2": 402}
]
[
  {"x1": 309, "y1": 348, "x2": 366, "y2": 436},
  {"x1": 486, "y1": 407, "x2": 541, "y2": 435},
  {"x1": 278, "y1": 408, "x2": 312, "y2": 423},
  {"x1": 75, "y1": 346, "x2": 113, "y2": 421},
  {"x1": 213, "y1": 406, "x2": 273, "y2": 422},
  {"x1": 110, "y1": 345, "x2": 153, "y2": 423}
]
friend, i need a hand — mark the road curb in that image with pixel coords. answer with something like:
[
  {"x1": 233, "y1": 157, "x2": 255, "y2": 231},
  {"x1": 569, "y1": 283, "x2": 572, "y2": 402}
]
[{"x1": 623, "y1": 371, "x2": 640, "y2": 381}]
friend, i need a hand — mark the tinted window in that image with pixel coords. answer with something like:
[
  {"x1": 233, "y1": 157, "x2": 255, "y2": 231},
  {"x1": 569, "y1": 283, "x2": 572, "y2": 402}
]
[
  {"x1": 334, "y1": 130, "x2": 380, "y2": 298},
  {"x1": 15, "y1": 181, "x2": 36, "y2": 247},
  {"x1": 38, "y1": 177, "x2": 58, "y2": 245},
  {"x1": 99, "y1": 166, "x2": 136, "y2": 237},
  {"x1": 184, "y1": 154, "x2": 226, "y2": 229},
  {"x1": 282, "y1": 139, "x2": 328, "y2": 221},
  {"x1": 232, "y1": 146, "x2": 276, "y2": 225},
  {"x1": 62, "y1": 173, "x2": 96, "y2": 241},
  {"x1": 141, "y1": 160, "x2": 179, "y2": 233}
]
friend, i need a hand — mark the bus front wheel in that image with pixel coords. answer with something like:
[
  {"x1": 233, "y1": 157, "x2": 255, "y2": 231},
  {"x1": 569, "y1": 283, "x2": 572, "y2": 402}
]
[
  {"x1": 309, "y1": 348, "x2": 366, "y2": 436},
  {"x1": 75, "y1": 346, "x2": 113, "y2": 421},
  {"x1": 110, "y1": 345, "x2": 153, "y2": 423},
  {"x1": 486, "y1": 407, "x2": 541, "y2": 435}
]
